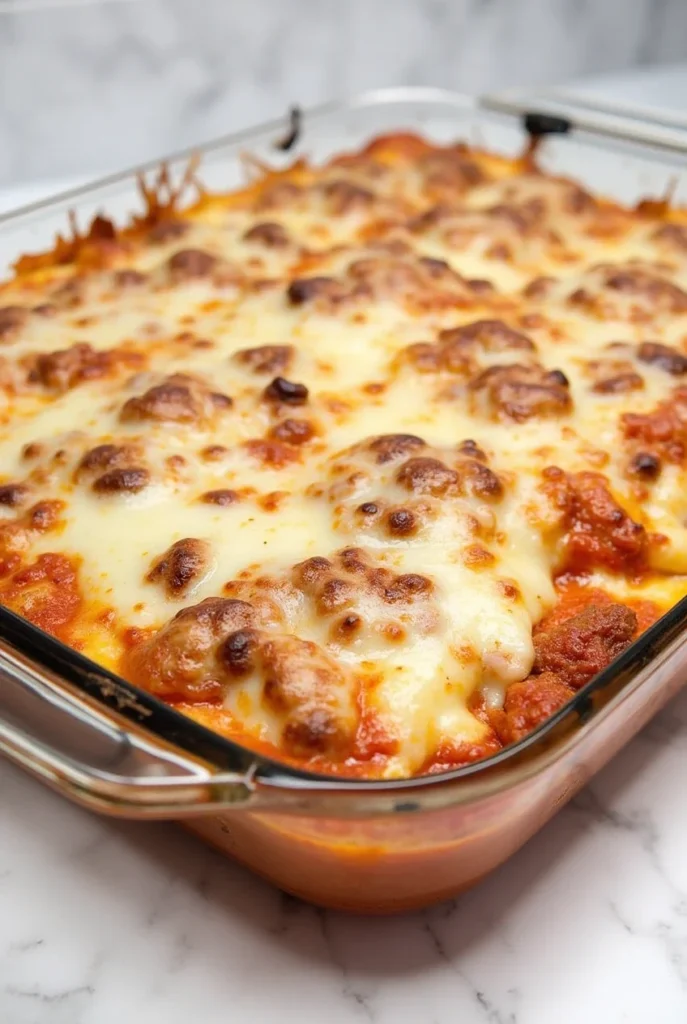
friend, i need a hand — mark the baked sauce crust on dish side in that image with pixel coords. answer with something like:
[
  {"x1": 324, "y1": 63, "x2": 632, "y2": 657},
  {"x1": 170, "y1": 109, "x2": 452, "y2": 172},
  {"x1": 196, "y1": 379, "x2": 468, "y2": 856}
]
[{"x1": 2, "y1": 131, "x2": 687, "y2": 778}]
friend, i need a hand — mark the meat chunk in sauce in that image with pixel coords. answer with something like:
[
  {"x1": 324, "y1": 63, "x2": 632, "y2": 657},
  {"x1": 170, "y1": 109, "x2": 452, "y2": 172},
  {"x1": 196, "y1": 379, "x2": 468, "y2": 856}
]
[
  {"x1": 490, "y1": 673, "x2": 575, "y2": 745},
  {"x1": 533, "y1": 603, "x2": 637, "y2": 690},
  {"x1": 543, "y1": 468, "x2": 647, "y2": 572}
]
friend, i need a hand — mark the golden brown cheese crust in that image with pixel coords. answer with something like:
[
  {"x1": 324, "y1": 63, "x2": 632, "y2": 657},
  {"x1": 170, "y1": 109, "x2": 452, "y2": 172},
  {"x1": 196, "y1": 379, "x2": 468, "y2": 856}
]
[{"x1": 2, "y1": 129, "x2": 687, "y2": 779}]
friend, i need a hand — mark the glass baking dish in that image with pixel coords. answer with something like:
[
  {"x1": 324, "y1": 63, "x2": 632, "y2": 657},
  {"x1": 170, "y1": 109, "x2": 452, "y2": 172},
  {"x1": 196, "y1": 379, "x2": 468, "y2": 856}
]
[{"x1": 2, "y1": 87, "x2": 687, "y2": 913}]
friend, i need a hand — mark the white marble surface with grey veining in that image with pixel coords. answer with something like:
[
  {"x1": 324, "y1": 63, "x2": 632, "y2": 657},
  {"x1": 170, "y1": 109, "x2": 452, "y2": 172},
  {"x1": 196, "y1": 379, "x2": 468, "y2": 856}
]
[
  {"x1": 2, "y1": 690, "x2": 687, "y2": 1024},
  {"x1": 0, "y1": 0, "x2": 687, "y2": 185},
  {"x1": 2, "y1": 51, "x2": 687, "y2": 1024}
]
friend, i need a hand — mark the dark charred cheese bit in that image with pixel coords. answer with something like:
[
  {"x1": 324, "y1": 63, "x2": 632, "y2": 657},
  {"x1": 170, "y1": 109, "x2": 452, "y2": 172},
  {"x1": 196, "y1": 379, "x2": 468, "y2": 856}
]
[
  {"x1": 0, "y1": 305, "x2": 29, "y2": 342},
  {"x1": 120, "y1": 373, "x2": 232, "y2": 424},
  {"x1": 242, "y1": 221, "x2": 291, "y2": 247},
  {"x1": 0, "y1": 483, "x2": 30, "y2": 507},
  {"x1": 263, "y1": 376, "x2": 309, "y2": 405},
  {"x1": 219, "y1": 628, "x2": 259, "y2": 676},
  {"x1": 533, "y1": 603, "x2": 637, "y2": 689},
  {"x1": 125, "y1": 597, "x2": 256, "y2": 702},
  {"x1": 628, "y1": 451, "x2": 662, "y2": 480},
  {"x1": 637, "y1": 341, "x2": 687, "y2": 375},
  {"x1": 233, "y1": 344, "x2": 294, "y2": 375},
  {"x1": 385, "y1": 508, "x2": 417, "y2": 536},
  {"x1": 146, "y1": 538, "x2": 211, "y2": 597},
  {"x1": 489, "y1": 673, "x2": 575, "y2": 745},
  {"x1": 470, "y1": 363, "x2": 572, "y2": 422},
  {"x1": 92, "y1": 467, "x2": 150, "y2": 494},
  {"x1": 167, "y1": 248, "x2": 218, "y2": 280}
]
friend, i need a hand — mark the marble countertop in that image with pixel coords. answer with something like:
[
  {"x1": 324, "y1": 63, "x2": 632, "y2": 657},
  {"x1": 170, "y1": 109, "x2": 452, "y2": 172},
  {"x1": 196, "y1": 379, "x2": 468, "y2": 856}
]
[{"x1": 2, "y1": 68, "x2": 687, "y2": 1024}]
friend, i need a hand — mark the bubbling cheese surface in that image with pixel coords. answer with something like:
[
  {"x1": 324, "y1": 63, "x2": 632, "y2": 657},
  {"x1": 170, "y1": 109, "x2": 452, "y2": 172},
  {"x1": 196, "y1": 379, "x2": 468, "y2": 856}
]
[{"x1": 2, "y1": 133, "x2": 687, "y2": 777}]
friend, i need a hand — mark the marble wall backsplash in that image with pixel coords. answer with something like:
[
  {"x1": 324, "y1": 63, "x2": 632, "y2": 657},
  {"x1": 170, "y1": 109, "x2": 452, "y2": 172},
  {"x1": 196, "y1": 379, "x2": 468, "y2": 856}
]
[{"x1": 0, "y1": 0, "x2": 686, "y2": 185}]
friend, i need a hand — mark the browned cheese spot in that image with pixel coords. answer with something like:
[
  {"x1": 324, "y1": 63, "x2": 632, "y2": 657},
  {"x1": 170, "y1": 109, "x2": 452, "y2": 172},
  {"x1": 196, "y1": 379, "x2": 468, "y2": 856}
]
[
  {"x1": 0, "y1": 305, "x2": 29, "y2": 343},
  {"x1": 269, "y1": 418, "x2": 315, "y2": 445},
  {"x1": 167, "y1": 248, "x2": 218, "y2": 280},
  {"x1": 146, "y1": 538, "x2": 212, "y2": 597},
  {"x1": 242, "y1": 222, "x2": 290, "y2": 247},
  {"x1": 120, "y1": 373, "x2": 232, "y2": 424},
  {"x1": 201, "y1": 489, "x2": 240, "y2": 506},
  {"x1": 470, "y1": 363, "x2": 572, "y2": 422},
  {"x1": 263, "y1": 376, "x2": 309, "y2": 405},
  {"x1": 92, "y1": 467, "x2": 150, "y2": 494},
  {"x1": 637, "y1": 341, "x2": 687, "y2": 376},
  {"x1": 233, "y1": 344, "x2": 294, "y2": 375}
]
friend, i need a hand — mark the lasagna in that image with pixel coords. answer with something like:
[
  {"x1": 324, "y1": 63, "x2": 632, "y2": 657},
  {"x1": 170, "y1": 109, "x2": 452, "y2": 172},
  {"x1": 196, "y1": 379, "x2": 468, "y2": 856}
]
[{"x1": 1, "y1": 131, "x2": 687, "y2": 779}]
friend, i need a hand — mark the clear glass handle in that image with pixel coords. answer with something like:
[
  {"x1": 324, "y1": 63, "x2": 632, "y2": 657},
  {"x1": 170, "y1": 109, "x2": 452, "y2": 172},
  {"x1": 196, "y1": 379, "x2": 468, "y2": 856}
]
[
  {"x1": 481, "y1": 90, "x2": 687, "y2": 155},
  {"x1": 0, "y1": 638, "x2": 256, "y2": 818}
]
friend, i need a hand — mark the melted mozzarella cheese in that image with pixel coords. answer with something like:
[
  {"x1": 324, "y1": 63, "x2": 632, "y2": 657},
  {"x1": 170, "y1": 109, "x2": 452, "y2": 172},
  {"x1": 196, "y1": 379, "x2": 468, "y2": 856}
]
[{"x1": 2, "y1": 138, "x2": 687, "y2": 777}]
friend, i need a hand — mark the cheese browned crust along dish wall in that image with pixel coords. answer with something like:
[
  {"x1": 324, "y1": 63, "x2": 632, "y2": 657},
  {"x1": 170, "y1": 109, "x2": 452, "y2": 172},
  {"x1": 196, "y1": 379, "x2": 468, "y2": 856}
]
[{"x1": 3, "y1": 132, "x2": 687, "y2": 779}]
